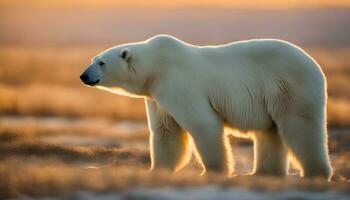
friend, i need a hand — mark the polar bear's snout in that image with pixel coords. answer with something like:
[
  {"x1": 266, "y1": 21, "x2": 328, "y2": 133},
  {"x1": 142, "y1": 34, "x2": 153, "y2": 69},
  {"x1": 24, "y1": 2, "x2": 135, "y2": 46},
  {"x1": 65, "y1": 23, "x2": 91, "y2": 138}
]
[
  {"x1": 80, "y1": 68, "x2": 100, "y2": 86},
  {"x1": 80, "y1": 73, "x2": 99, "y2": 86}
]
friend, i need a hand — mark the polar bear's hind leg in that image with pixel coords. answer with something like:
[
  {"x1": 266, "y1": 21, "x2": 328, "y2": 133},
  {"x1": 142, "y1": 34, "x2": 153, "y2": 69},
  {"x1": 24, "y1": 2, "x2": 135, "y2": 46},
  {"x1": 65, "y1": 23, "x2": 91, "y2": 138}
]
[
  {"x1": 277, "y1": 112, "x2": 332, "y2": 179},
  {"x1": 191, "y1": 129, "x2": 234, "y2": 175}
]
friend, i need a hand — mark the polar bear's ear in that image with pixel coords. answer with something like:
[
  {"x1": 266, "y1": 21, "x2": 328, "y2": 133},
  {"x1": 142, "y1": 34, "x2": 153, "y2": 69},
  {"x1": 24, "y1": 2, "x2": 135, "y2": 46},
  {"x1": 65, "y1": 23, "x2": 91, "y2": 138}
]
[{"x1": 120, "y1": 48, "x2": 131, "y2": 61}]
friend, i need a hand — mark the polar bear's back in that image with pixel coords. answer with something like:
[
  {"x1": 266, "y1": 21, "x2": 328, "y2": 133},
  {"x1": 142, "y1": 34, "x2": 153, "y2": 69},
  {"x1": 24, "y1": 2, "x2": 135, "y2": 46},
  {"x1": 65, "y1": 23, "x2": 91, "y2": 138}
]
[
  {"x1": 178, "y1": 38, "x2": 326, "y2": 131},
  {"x1": 198, "y1": 39, "x2": 322, "y2": 77},
  {"x1": 149, "y1": 35, "x2": 322, "y2": 76},
  {"x1": 197, "y1": 39, "x2": 326, "y2": 97},
  {"x1": 150, "y1": 36, "x2": 325, "y2": 86}
]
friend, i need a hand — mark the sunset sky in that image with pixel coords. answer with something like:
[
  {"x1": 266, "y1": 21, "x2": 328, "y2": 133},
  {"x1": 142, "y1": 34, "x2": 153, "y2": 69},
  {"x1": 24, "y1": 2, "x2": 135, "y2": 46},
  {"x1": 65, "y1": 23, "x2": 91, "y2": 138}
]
[
  {"x1": 1, "y1": 0, "x2": 350, "y2": 9},
  {"x1": 1, "y1": 0, "x2": 349, "y2": 46}
]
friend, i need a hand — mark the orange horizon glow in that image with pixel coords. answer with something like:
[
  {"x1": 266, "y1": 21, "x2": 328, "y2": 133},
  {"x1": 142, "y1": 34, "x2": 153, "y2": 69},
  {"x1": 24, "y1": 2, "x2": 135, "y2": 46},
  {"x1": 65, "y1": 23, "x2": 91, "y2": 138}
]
[{"x1": 1, "y1": 0, "x2": 350, "y2": 9}]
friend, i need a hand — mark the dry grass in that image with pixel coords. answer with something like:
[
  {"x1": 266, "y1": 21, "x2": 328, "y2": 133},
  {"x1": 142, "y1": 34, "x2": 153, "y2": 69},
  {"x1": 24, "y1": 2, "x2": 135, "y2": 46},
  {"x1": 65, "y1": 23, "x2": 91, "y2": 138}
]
[
  {"x1": 0, "y1": 46, "x2": 146, "y2": 121},
  {"x1": 0, "y1": 117, "x2": 148, "y2": 143},
  {"x1": 327, "y1": 98, "x2": 350, "y2": 127},
  {"x1": 0, "y1": 141, "x2": 149, "y2": 163},
  {"x1": 0, "y1": 84, "x2": 146, "y2": 121}
]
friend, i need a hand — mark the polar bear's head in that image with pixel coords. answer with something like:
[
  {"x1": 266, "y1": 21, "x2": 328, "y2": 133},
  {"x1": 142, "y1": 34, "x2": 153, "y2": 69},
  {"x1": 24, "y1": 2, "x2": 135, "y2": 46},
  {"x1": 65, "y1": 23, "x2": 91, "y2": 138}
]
[{"x1": 80, "y1": 42, "x2": 154, "y2": 98}]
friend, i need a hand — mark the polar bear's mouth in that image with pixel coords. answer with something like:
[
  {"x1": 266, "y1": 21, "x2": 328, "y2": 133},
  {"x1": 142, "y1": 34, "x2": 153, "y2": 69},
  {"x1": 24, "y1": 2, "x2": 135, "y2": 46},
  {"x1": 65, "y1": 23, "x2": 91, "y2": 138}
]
[
  {"x1": 88, "y1": 79, "x2": 100, "y2": 86},
  {"x1": 83, "y1": 79, "x2": 100, "y2": 86}
]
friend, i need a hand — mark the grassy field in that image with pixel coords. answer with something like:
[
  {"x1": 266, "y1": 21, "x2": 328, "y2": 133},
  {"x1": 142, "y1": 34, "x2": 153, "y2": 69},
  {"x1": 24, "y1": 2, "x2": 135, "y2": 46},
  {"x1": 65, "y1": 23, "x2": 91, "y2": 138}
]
[{"x1": 0, "y1": 45, "x2": 350, "y2": 199}]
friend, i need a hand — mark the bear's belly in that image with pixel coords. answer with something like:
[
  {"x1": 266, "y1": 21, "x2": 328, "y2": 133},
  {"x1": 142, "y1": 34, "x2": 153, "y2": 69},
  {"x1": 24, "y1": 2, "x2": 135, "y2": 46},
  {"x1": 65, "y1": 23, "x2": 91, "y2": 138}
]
[{"x1": 224, "y1": 110, "x2": 273, "y2": 132}]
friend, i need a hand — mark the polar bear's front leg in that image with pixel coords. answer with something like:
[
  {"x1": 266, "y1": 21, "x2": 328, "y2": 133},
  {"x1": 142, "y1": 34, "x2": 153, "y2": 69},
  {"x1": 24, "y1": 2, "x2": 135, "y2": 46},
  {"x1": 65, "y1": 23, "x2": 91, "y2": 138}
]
[
  {"x1": 190, "y1": 123, "x2": 232, "y2": 175},
  {"x1": 253, "y1": 128, "x2": 288, "y2": 176},
  {"x1": 146, "y1": 99, "x2": 192, "y2": 171},
  {"x1": 153, "y1": 92, "x2": 233, "y2": 175}
]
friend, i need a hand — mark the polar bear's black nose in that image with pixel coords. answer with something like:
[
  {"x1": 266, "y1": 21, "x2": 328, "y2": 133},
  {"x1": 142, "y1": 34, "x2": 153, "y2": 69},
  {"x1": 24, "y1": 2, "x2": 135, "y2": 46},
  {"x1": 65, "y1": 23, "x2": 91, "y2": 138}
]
[
  {"x1": 80, "y1": 74, "x2": 89, "y2": 82},
  {"x1": 80, "y1": 73, "x2": 100, "y2": 86}
]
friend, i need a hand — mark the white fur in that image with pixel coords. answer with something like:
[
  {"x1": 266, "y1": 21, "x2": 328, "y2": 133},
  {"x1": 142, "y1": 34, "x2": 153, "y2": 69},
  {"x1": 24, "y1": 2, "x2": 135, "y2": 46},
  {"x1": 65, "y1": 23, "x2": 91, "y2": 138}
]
[{"x1": 82, "y1": 35, "x2": 332, "y2": 179}]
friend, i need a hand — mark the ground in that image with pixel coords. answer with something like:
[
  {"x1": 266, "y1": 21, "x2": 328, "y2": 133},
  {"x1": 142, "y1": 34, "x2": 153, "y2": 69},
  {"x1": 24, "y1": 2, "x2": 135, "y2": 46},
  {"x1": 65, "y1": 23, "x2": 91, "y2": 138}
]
[{"x1": 0, "y1": 116, "x2": 349, "y2": 199}]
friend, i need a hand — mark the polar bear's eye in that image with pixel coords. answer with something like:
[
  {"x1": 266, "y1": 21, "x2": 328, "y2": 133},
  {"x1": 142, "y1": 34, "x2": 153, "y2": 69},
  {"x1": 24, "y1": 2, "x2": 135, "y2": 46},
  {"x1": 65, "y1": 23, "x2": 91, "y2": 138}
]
[{"x1": 98, "y1": 61, "x2": 105, "y2": 66}]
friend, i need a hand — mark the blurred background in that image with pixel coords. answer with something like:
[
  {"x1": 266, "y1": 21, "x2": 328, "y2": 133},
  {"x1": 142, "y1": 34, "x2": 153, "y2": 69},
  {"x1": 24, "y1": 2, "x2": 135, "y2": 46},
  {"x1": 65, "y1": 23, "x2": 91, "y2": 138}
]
[{"x1": 0, "y1": 0, "x2": 350, "y2": 199}]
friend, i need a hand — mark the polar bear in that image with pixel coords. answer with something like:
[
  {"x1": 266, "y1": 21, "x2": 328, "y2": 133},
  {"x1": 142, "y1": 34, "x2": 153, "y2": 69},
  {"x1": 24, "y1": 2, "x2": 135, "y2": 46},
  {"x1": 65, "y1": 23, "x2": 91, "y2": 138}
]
[{"x1": 80, "y1": 35, "x2": 332, "y2": 179}]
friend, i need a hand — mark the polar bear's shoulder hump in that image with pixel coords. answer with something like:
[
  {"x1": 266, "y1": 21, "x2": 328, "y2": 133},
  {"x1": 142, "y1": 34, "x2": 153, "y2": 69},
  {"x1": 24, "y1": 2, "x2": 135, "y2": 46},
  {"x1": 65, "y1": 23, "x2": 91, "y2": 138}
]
[{"x1": 147, "y1": 35, "x2": 186, "y2": 48}]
